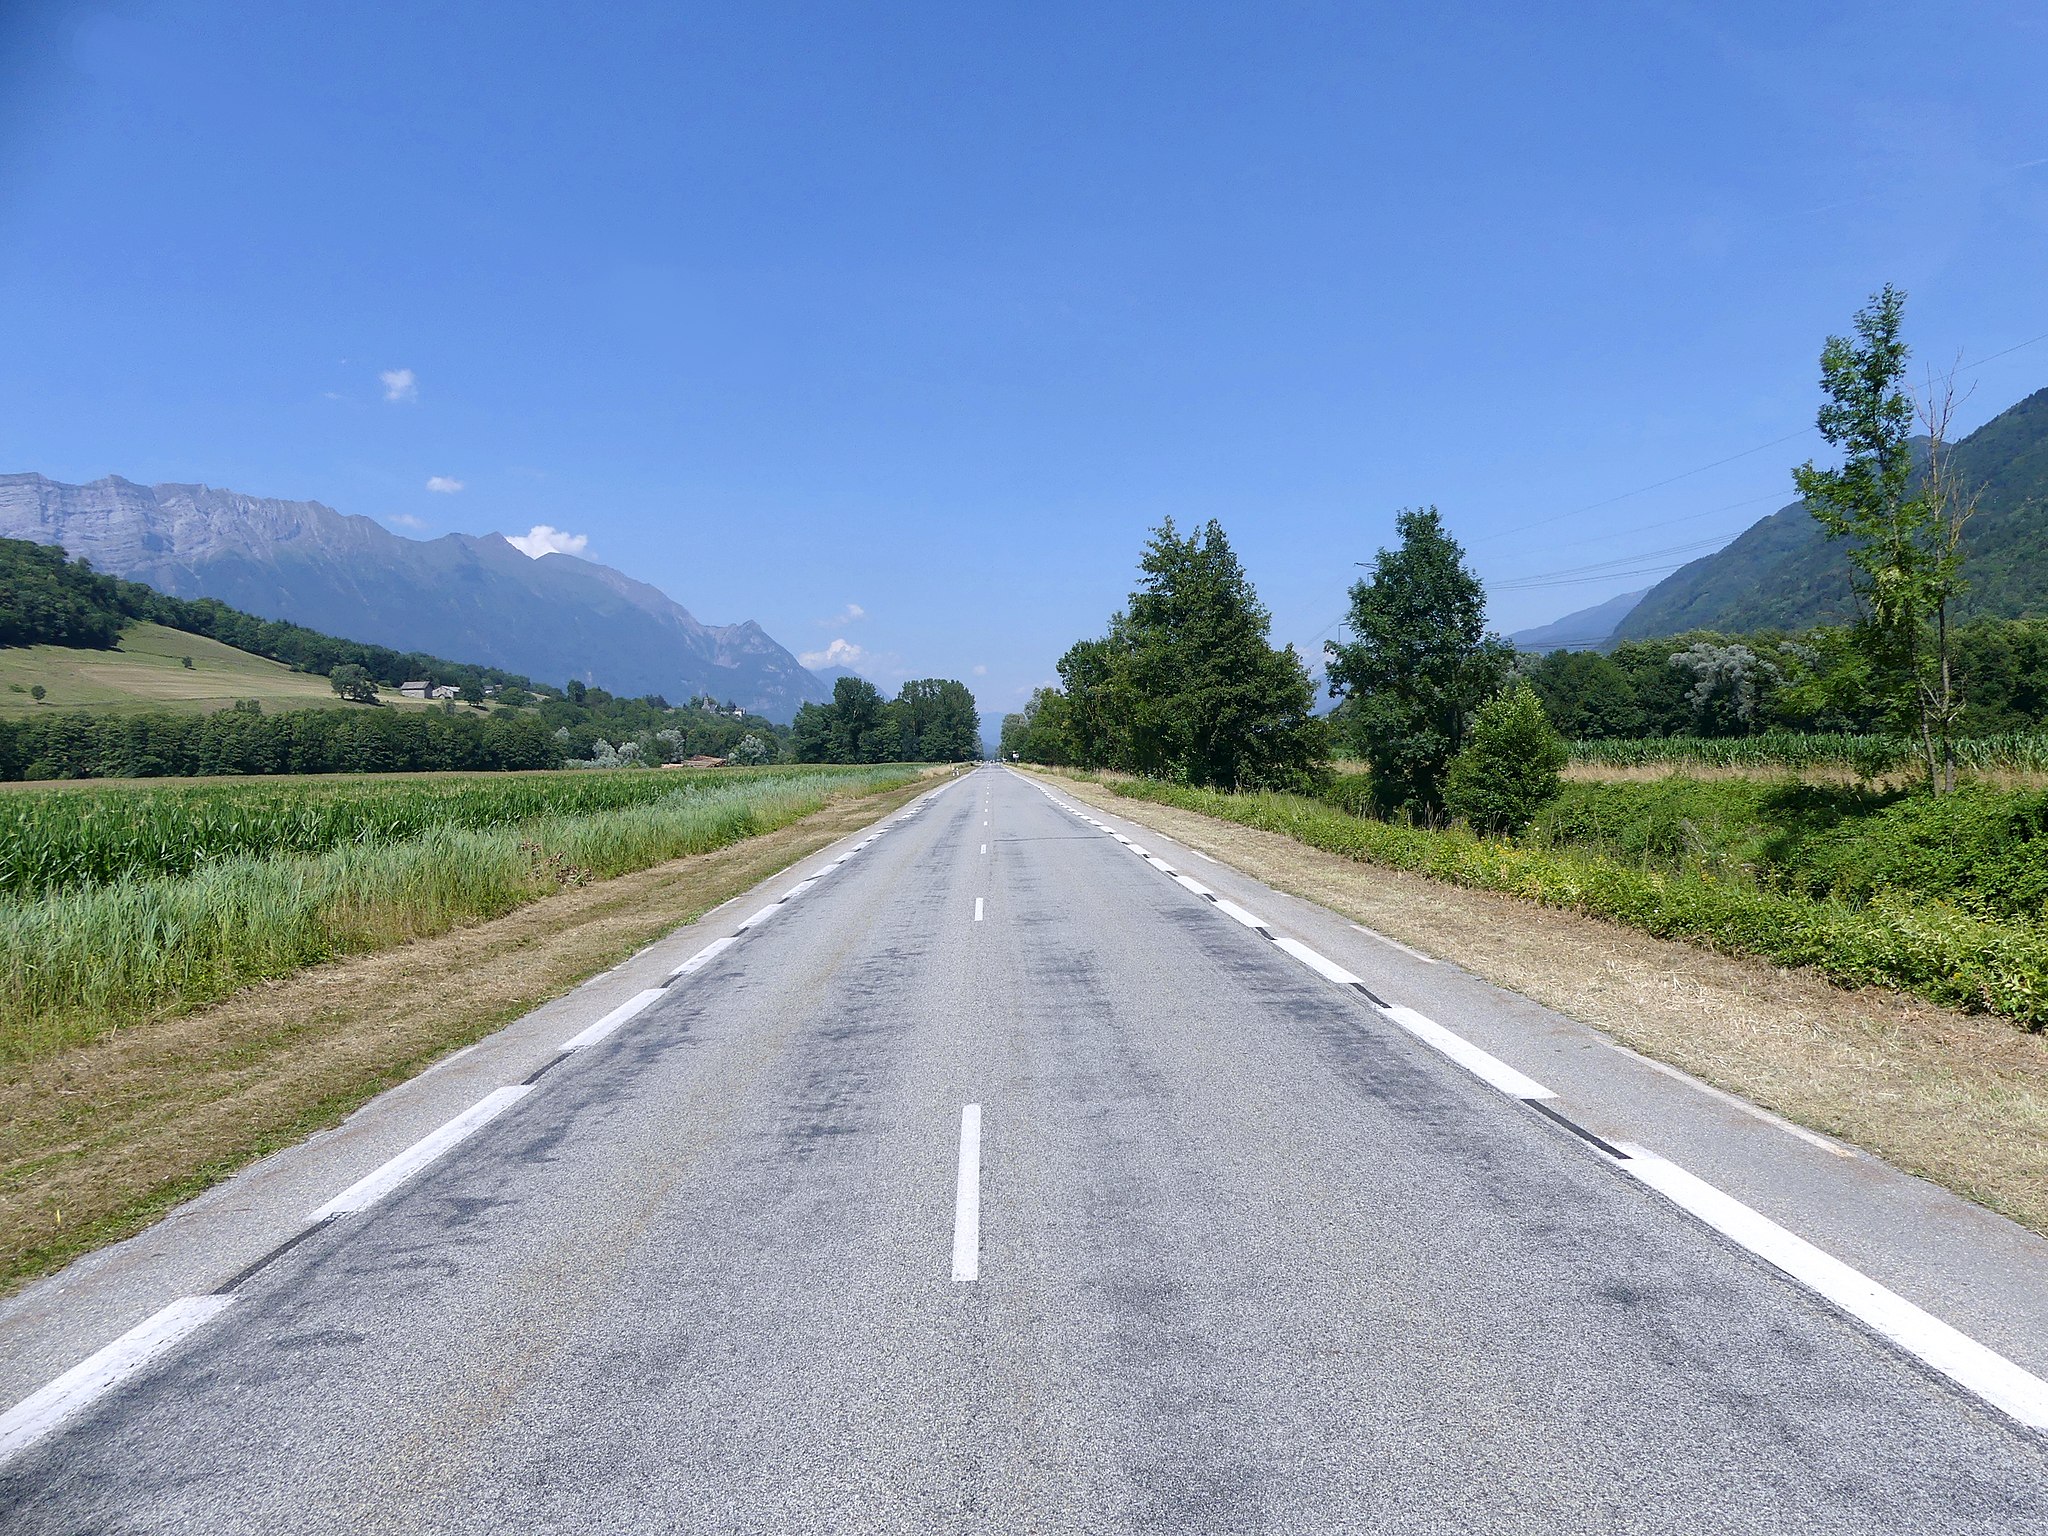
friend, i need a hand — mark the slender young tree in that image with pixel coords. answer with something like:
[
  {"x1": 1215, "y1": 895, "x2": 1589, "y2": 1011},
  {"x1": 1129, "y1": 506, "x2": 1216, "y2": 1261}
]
[
  {"x1": 1792, "y1": 286, "x2": 1971, "y2": 792},
  {"x1": 1327, "y1": 507, "x2": 1510, "y2": 820}
]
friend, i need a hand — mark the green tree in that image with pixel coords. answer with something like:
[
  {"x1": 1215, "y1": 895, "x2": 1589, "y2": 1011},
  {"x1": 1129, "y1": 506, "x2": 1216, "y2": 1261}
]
[
  {"x1": 1523, "y1": 650, "x2": 1640, "y2": 739},
  {"x1": 328, "y1": 664, "x2": 379, "y2": 703},
  {"x1": 1053, "y1": 636, "x2": 1125, "y2": 769},
  {"x1": 29, "y1": 684, "x2": 46, "y2": 703},
  {"x1": 1076, "y1": 519, "x2": 1323, "y2": 788},
  {"x1": 1791, "y1": 285, "x2": 1970, "y2": 791},
  {"x1": 1444, "y1": 681, "x2": 1567, "y2": 836},
  {"x1": 893, "y1": 678, "x2": 982, "y2": 761},
  {"x1": 1328, "y1": 507, "x2": 1511, "y2": 819},
  {"x1": 789, "y1": 701, "x2": 832, "y2": 762},
  {"x1": 730, "y1": 732, "x2": 774, "y2": 765},
  {"x1": 1000, "y1": 688, "x2": 1071, "y2": 764}
]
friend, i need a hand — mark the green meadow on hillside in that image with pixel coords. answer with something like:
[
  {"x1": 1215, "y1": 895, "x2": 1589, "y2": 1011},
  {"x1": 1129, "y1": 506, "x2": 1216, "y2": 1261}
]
[{"x1": 0, "y1": 621, "x2": 443, "y2": 717}]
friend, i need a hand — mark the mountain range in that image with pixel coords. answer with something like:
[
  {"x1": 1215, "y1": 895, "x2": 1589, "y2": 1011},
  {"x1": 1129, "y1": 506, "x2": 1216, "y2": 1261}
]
[
  {"x1": 1510, "y1": 383, "x2": 2048, "y2": 650},
  {"x1": 0, "y1": 476, "x2": 830, "y2": 721}
]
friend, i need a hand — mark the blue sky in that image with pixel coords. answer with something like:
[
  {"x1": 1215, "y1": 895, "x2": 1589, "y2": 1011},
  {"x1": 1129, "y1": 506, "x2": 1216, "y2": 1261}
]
[{"x1": 3, "y1": 2, "x2": 2046, "y2": 718}]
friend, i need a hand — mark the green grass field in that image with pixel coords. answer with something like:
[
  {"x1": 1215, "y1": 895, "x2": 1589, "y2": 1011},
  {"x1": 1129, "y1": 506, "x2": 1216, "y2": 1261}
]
[{"x1": 0, "y1": 622, "x2": 442, "y2": 717}]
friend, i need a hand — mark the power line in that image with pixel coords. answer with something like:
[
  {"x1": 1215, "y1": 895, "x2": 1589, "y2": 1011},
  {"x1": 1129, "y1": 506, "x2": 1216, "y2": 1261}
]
[
  {"x1": 1469, "y1": 324, "x2": 2048, "y2": 551},
  {"x1": 1468, "y1": 428, "x2": 1817, "y2": 548},
  {"x1": 1491, "y1": 534, "x2": 1733, "y2": 590},
  {"x1": 1301, "y1": 323, "x2": 2048, "y2": 648}
]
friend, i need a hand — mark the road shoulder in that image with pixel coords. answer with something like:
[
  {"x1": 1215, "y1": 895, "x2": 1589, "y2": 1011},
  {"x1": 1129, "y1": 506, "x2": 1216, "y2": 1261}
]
[{"x1": 1026, "y1": 768, "x2": 2048, "y2": 1383}]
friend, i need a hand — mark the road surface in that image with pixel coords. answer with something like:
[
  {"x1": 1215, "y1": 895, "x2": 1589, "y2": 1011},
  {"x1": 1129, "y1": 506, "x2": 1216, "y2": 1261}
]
[{"x1": 3, "y1": 765, "x2": 2046, "y2": 1532}]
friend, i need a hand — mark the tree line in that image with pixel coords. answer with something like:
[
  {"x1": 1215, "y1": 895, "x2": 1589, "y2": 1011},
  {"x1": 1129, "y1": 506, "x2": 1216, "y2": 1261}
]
[
  {"x1": 791, "y1": 676, "x2": 983, "y2": 763},
  {"x1": 1523, "y1": 618, "x2": 2048, "y2": 742},
  {"x1": 1004, "y1": 285, "x2": 2025, "y2": 829}
]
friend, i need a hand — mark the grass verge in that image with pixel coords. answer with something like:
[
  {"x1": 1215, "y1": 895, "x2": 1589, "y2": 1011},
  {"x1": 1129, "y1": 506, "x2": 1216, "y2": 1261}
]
[
  {"x1": 1101, "y1": 779, "x2": 2048, "y2": 1029},
  {"x1": 1038, "y1": 771, "x2": 2048, "y2": 1238},
  {"x1": 0, "y1": 771, "x2": 941, "y2": 1294}
]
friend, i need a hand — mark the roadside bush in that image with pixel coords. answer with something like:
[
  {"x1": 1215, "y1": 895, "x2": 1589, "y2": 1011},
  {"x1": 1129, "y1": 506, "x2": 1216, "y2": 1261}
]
[
  {"x1": 1444, "y1": 682, "x2": 1565, "y2": 836},
  {"x1": 1312, "y1": 772, "x2": 1377, "y2": 817}
]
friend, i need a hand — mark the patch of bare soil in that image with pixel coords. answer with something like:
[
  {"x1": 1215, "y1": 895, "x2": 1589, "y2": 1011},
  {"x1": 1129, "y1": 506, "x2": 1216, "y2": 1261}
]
[
  {"x1": 0, "y1": 777, "x2": 933, "y2": 1293},
  {"x1": 1051, "y1": 775, "x2": 2048, "y2": 1237}
]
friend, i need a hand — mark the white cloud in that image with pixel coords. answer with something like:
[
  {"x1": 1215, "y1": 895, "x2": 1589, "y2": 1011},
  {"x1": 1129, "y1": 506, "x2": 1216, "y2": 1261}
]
[
  {"x1": 380, "y1": 368, "x2": 418, "y2": 403},
  {"x1": 507, "y1": 524, "x2": 589, "y2": 559},
  {"x1": 386, "y1": 512, "x2": 429, "y2": 530},
  {"x1": 972, "y1": 664, "x2": 988, "y2": 676},
  {"x1": 799, "y1": 638, "x2": 868, "y2": 671},
  {"x1": 425, "y1": 475, "x2": 464, "y2": 494},
  {"x1": 818, "y1": 602, "x2": 867, "y2": 626}
]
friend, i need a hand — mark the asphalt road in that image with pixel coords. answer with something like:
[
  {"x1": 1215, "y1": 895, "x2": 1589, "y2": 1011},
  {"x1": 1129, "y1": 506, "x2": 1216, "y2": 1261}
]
[{"x1": 4, "y1": 765, "x2": 2046, "y2": 1533}]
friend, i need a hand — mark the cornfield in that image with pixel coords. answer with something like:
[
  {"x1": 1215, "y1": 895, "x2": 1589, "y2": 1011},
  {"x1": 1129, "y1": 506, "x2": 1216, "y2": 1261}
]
[
  {"x1": 0, "y1": 765, "x2": 890, "y2": 899},
  {"x1": 1565, "y1": 733, "x2": 2048, "y2": 776},
  {"x1": 1, "y1": 765, "x2": 920, "y2": 1060}
]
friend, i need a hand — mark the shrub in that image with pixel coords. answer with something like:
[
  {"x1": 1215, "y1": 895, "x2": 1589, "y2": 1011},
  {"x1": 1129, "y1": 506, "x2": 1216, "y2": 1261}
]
[{"x1": 1445, "y1": 682, "x2": 1566, "y2": 835}]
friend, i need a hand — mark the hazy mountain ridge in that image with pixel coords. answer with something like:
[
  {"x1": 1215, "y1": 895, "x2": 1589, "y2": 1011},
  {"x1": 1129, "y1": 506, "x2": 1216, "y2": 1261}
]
[
  {"x1": 1612, "y1": 385, "x2": 2048, "y2": 642},
  {"x1": 0, "y1": 475, "x2": 830, "y2": 721},
  {"x1": 1508, "y1": 588, "x2": 1648, "y2": 652}
]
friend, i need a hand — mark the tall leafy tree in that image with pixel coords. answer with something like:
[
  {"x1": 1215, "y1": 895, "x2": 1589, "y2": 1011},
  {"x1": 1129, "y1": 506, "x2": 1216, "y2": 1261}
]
[
  {"x1": 1000, "y1": 687, "x2": 1071, "y2": 764},
  {"x1": 1053, "y1": 636, "x2": 1125, "y2": 770},
  {"x1": 1327, "y1": 507, "x2": 1511, "y2": 819},
  {"x1": 1792, "y1": 285, "x2": 1970, "y2": 791},
  {"x1": 1072, "y1": 520, "x2": 1323, "y2": 787},
  {"x1": 893, "y1": 678, "x2": 982, "y2": 762},
  {"x1": 822, "y1": 676, "x2": 893, "y2": 762}
]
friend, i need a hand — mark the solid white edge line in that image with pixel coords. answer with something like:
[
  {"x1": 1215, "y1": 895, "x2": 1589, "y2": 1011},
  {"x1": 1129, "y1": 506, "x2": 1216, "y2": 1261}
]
[
  {"x1": 951, "y1": 1104, "x2": 983, "y2": 1282},
  {"x1": 1213, "y1": 898, "x2": 1269, "y2": 932},
  {"x1": 672, "y1": 934, "x2": 739, "y2": 978},
  {"x1": 1616, "y1": 1144, "x2": 2048, "y2": 1431},
  {"x1": 1348, "y1": 922, "x2": 1439, "y2": 965},
  {"x1": 560, "y1": 988, "x2": 666, "y2": 1052},
  {"x1": 0, "y1": 1295, "x2": 235, "y2": 1467},
  {"x1": 306, "y1": 1085, "x2": 533, "y2": 1222},
  {"x1": 1273, "y1": 936, "x2": 1367, "y2": 989},
  {"x1": 1381, "y1": 1004, "x2": 1556, "y2": 1102},
  {"x1": 974, "y1": 897, "x2": 985, "y2": 922}
]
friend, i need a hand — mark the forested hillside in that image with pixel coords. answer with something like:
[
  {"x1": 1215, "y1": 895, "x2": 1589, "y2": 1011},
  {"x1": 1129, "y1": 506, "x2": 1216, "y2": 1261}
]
[{"x1": 1615, "y1": 386, "x2": 2048, "y2": 640}]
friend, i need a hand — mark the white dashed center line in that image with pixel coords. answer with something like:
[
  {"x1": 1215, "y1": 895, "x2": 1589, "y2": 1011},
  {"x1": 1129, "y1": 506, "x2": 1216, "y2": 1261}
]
[{"x1": 952, "y1": 1104, "x2": 983, "y2": 1282}]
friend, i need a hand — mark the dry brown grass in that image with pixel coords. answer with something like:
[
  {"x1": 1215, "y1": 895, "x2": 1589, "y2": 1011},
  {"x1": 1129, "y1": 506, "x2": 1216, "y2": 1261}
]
[
  {"x1": 0, "y1": 776, "x2": 934, "y2": 1294},
  {"x1": 1050, "y1": 775, "x2": 2048, "y2": 1237}
]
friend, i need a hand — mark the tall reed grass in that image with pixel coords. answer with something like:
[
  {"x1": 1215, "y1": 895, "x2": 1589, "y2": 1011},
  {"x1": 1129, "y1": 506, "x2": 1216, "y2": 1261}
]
[{"x1": 2, "y1": 767, "x2": 917, "y2": 1061}]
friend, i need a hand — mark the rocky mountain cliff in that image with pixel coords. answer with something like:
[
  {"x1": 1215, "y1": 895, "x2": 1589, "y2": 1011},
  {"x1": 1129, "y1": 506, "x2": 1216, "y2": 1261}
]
[{"x1": 0, "y1": 475, "x2": 829, "y2": 721}]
